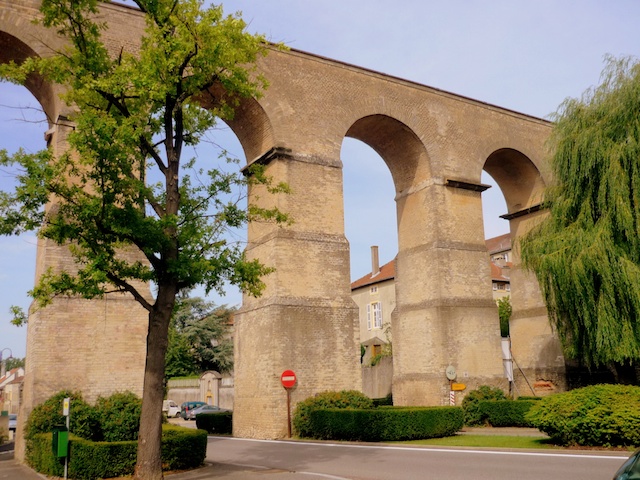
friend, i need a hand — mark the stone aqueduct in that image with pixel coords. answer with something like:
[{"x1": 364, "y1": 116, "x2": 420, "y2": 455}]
[{"x1": 2, "y1": 0, "x2": 564, "y2": 442}]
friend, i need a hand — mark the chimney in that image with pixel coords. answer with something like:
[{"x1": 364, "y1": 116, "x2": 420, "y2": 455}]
[{"x1": 371, "y1": 246, "x2": 380, "y2": 276}]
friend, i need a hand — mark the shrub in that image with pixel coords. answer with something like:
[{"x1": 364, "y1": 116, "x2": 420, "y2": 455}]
[
  {"x1": 95, "y1": 391, "x2": 142, "y2": 442},
  {"x1": 478, "y1": 400, "x2": 535, "y2": 427},
  {"x1": 293, "y1": 390, "x2": 373, "y2": 438},
  {"x1": 24, "y1": 390, "x2": 100, "y2": 442},
  {"x1": 461, "y1": 385, "x2": 506, "y2": 426},
  {"x1": 26, "y1": 425, "x2": 206, "y2": 479},
  {"x1": 195, "y1": 411, "x2": 233, "y2": 434},
  {"x1": 308, "y1": 406, "x2": 463, "y2": 441},
  {"x1": 160, "y1": 425, "x2": 208, "y2": 471},
  {"x1": 526, "y1": 384, "x2": 640, "y2": 447}
]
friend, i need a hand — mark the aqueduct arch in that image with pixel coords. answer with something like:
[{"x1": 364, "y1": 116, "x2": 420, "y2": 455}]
[{"x1": 1, "y1": 0, "x2": 563, "y2": 443}]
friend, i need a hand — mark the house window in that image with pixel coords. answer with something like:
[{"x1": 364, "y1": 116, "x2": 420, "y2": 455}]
[
  {"x1": 493, "y1": 282, "x2": 497, "y2": 291},
  {"x1": 506, "y1": 283, "x2": 511, "y2": 292},
  {"x1": 497, "y1": 283, "x2": 505, "y2": 290},
  {"x1": 366, "y1": 302, "x2": 382, "y2": 329},
  {"x1": 370, "y1": 286, "x2": 378, "y2": 294},
  {"x1": 372, "y1": 301, "x2": 382, "y2": 329}
]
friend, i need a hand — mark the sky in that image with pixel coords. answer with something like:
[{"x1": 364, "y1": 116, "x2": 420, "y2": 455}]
[{"x1": 1, "y1": 0, "x2": 639, "y2": 359}]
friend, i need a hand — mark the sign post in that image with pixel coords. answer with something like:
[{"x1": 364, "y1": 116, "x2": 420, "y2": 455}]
[
  {"x1": 280, "y1": 370, "x2": 297, "y2": 438},
  {"x1": 63, "y1": 397, "x2": 70, "y2": 480}
]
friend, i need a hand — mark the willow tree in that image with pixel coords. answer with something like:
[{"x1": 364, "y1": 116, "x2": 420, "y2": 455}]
[
  {"x1": 520, "y1": 56, "x2": 640, "y2": 380},
  {"x1": 0, "y1": 1, "x2": 287, "y2": 478}
]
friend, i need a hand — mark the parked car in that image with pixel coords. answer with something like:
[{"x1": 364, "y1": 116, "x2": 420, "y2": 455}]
[
  {"x1": 162, "y1": 400, "x2": 181, "y2": 418},
  {"x1": 8, "y1": 414, "x2": 16, "y2": 432},
  {"x1": 613, "y1": 448, "x2": 640, "y2": 480},
  {"x1": 180, "y1": 401, "x2": 206, "y2": 420},
  {"x1": 187, "y1": 404, "x2": 229, "y2": 420}
]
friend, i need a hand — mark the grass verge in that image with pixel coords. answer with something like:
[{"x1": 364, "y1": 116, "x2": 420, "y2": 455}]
[{"x1": 400, "y1": 435, "x2": 558, "y2": 449}]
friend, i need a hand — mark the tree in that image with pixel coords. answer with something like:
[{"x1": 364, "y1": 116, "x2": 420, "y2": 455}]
[
  {"x1": 520, "y1": 56, "x2": 640, "y2": 380},
  {"x1": 0, "y1": 1, "x2": 287, "y2": 478},
  {"x1": 165, "y1": 295, "x2": 234, "y2": 381},
  {"x1": 497, "y1": 296, "x2": 511, "y2": 338},
  {"x1": 4, "y1": 357, "x2": 25, "y2": 370}
]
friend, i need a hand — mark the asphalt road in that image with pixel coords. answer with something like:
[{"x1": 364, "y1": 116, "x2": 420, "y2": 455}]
[{"x1": 206, "y1": 436, "x2": 630, "y2": 480}]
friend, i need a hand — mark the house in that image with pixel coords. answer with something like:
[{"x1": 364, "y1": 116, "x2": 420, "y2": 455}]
[
  {"x1": 351, "y1": 246, "x2": 395, "y2": 365},
  {"x1": 0, "y1": 367, "x2": 24, "y2": 414},
  {"x1": 351, "y1": 234, "x2": 512, "y2": 353},
  {"x1": 486, "y1": 233, "x2": 512, "y2": 299}
]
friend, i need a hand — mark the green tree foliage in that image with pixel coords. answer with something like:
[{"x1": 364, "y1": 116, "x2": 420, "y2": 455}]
[
  {"x1": 165, "y1": 295, "x2": 234, "y2": 380},
  {"x1": 520, "y1": 56, "x2": 640, "y2": 373},
  {"x1": 497, "y1": 296, "x2": 512, "y2": 337},
  {"x1": 4, "y1": 357, "x2": 25, "y2": 370},
  {"x1": 0, "y1": 1, "x2": 288, "y2": 478}
]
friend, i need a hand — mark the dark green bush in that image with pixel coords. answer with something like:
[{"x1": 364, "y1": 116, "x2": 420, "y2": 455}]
[
  {"x1": 478, "y1": 400, "x2": 535, "y2": 427},
  {"x1": 24, "y1": 391, "x2": 100, "y2": 442},
  {"x1": 372, "y1": 394, "x2": 393, "y2": 407},
  {"x1": 26, "y1": 425, "x2": 206, "y2": 479},
  {"x1": 462, "y1": 385, "x2": 506, "y2": 426},
  {"x1": 95, "y1": 391, "x2": 142, "y2": 442},
  {"x1": 195, "y1": 411, "x2": 233, "y2": 434},
  {"x1": 293, "y1": 390, "x2": 374, "y2": 438},
  {"x1": 308, "y1": 407, "x2": 463, "y2": 441},
  {"x1": 526, "y1": 384, "x2": 640, "y2": 447}
]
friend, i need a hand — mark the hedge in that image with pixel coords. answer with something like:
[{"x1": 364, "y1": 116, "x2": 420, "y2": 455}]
[
  {"x1": 477, "y1": 400, "x2": 536, "y2": 427},
  {"x1": 293, "y1": 390, "x2": 374, "y2": 438},
  {"x1": 195, "y1": 411, "x2": 233, "y2": 434},
  {"x1": 461, "y1": 385, "x2": 506, "y2": 426},
  {"x1": 307, "y1": 406, "x2": 463, "y2": 441},
  {"x1": 26, "y1": 424, "x2": 206, "y2": 479},
  {"x1": 526, "y1": 384, "x2": 640, "y2": 447}
]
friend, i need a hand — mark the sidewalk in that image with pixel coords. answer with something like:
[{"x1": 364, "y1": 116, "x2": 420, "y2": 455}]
[{"x1": 0, "y1": 443, "x2": 323, "y2": 480}]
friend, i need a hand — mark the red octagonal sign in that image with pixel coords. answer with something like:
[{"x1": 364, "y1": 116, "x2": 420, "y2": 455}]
[{"x1": 281, "y1": 370, "x2": 297, "y2": 389}]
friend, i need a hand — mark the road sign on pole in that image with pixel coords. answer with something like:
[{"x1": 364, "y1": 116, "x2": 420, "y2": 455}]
[
  {"x1": 281, "y1": 370, "x2": 296, "y2": 389},
  {"x1": 281, "y1": 370, "x2": 297, "y2": 438}
]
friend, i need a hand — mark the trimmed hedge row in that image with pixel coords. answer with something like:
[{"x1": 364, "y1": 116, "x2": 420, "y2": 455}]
[
  {"x1": 477, "y1": 400, "x2": 536, "y2": 427},
  {"x1": 26, "y1": 424, "x2": 206, "y2": 479},
  {"x1": 293, "y1": 390, "x2": 374, "y2": 438},
  {"x1": 195, "y1": 411, "x2": 233, "y2": 434},
  {"x1": 307, "y1": 407, "x2": 463, "y2": 442}
]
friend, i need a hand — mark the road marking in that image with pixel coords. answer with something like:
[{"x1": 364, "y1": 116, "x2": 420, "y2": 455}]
[
  {"x1": 298, "y1": 472, "x2": 352, "y2": 480},
  {"x1": 219, "y1": 462, "x2": 351, "y2": 480},
  {"x1": 209, "y1": 436, "x2": 628, "y2": 461}
]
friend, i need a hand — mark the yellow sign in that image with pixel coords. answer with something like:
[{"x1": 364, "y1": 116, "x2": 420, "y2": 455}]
[{"x1": 451, "y1": 383, "x2": 466, "y2": 391}]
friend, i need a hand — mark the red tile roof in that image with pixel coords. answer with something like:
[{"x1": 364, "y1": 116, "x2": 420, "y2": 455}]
[
  {"x1": 352, "y1": 234, "x2": 512, "y2": 290},
  {"x1": 490, "y1": 261, "x2": 510, "y2": 282},
  {"x1": 486, "y1": 233, "x2": 511, "y2": 255},
  {"x1": 351, "y1": 259, "x2": 396, "y2": 290}
]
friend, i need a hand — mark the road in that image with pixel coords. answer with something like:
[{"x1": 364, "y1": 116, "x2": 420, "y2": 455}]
[{"x1": 206, "y1": 436, "x2": 629, "y2": 480}]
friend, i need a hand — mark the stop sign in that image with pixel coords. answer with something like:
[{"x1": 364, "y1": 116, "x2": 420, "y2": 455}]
[{"x1": 281, "y1": 370, "x2": 297, "y2": 389}]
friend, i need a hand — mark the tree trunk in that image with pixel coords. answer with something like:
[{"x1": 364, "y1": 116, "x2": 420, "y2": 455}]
[{"x1": 134, "y1": 286, "x2": 175, "y2": 480}]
